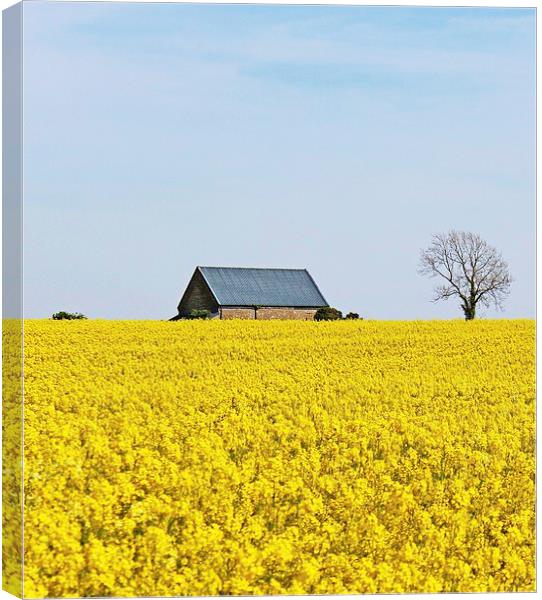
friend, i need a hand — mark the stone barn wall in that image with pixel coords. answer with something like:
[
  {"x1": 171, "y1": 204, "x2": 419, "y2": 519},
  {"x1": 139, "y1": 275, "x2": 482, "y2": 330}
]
[
  {"x1": 257, "y1": 308, "x2": 317, "y2": 320},
  {"x1": 220, "y1": 307, "x2": 317, "y2": 320},
  {"x1": 220, "y1": 308, "x2": 255, "y2": 320}
]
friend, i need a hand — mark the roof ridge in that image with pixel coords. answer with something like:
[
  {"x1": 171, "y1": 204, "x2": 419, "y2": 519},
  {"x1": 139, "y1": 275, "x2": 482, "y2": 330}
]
[{"x1": 199, "y1": 266, "x2": 308, "y2": 271}]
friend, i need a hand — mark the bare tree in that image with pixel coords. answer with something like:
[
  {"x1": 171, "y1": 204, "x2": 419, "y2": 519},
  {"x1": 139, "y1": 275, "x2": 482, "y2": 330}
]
[{"x1": 419, "y1": 231, "x2": 512, "y2": 320}]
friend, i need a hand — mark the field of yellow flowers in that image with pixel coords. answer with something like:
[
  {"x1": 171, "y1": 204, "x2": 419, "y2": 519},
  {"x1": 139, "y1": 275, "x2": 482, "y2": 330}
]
[{"x1": 17, "y1": 319, "x2": 535, "y2": 596}]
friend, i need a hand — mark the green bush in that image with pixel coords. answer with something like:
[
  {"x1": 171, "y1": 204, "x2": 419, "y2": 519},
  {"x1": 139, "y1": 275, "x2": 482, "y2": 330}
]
[
  {"x1": 345, "y1": 312, "x2": 361, "y2": 320},
  {"x1": 314, "y1": 307, "x2": 343, "y2": 321},
  {"x1": 188, "y1": 309, "x2": 211, "y2": 320},
  {"x1": 52, "y1": 311, "x2": 87, "y2": 320}
]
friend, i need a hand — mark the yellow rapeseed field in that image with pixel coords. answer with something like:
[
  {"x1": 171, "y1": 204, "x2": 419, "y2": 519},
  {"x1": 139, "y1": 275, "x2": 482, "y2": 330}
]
[{"x1": 16, "y1": 320, "x2": 535, "y2": 596}]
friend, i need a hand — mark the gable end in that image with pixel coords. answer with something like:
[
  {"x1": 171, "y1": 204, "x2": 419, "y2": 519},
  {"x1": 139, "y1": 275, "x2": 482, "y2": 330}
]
[{"x1": 177, "y1": 268, "x2": 219, "y2": 316}]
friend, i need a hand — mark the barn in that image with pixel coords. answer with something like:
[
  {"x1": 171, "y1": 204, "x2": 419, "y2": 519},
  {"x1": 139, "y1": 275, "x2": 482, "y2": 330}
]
[{"x1": 173, "y1": 266, "x2": 329, "y2": 320}]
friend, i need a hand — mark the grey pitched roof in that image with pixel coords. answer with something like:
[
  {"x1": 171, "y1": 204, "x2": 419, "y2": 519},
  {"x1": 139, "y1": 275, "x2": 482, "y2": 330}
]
[{"x1": 198, "y1": 266, "x2": 328, "y2": 308}]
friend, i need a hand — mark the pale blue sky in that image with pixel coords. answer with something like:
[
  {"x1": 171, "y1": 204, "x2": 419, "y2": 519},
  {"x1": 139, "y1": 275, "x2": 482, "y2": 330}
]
[{"x1": 22, "y1": 2, "x2": 535, "y2": 319}]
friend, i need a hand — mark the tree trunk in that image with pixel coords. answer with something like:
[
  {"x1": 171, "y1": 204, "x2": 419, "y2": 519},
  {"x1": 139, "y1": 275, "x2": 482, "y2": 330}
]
[{"x1": 462, "y1": 302, "x2": 476, "y2": 320}]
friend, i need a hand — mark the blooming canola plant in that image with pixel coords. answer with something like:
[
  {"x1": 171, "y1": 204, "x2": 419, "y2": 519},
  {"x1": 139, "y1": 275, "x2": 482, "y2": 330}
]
[{"x1": 6, "y1": 319, "x2": 535, "y2": 596}]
